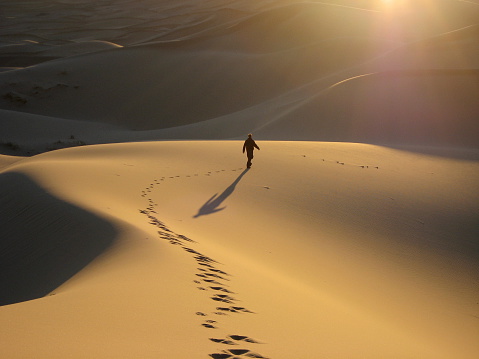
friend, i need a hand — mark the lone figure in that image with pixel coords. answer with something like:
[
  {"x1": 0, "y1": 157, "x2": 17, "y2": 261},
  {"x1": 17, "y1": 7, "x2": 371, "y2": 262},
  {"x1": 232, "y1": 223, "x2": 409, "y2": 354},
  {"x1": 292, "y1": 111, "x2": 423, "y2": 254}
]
[{"x1": 242, "y1": 133, "x2": 260, "y2": 168}]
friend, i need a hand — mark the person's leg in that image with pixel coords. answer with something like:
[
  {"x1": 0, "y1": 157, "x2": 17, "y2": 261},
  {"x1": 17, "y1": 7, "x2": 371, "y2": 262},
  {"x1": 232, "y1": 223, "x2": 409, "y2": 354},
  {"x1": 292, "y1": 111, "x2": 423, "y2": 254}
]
[{"x1": 246, "y1": 152, "x2": 253, "y2": 168}]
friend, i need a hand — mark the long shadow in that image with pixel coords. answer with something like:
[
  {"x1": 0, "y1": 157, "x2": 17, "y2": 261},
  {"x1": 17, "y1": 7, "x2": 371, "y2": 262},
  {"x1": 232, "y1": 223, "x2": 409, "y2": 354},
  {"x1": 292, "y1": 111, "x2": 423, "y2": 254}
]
[
  {"x1": 194, "y1": 169, "x2": 249, "y2": 218},
  {"x1": 0, "y1": 172, "x2": 117, "y2": 306}
]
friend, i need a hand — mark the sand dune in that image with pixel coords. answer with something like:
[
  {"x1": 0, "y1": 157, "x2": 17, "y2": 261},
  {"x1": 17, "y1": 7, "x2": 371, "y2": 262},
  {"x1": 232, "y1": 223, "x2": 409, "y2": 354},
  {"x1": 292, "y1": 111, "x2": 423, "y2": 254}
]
[
  {"x1": 1, "y1": 1, "x2": 478, "y2": 358},
  {"x1": 1, "y1": 1, "x2": 478, "y2": 146},
  {"x1": 0, "y1": 35, "x2": 387, "y2": 131},
  {"x1": 256, "y1": 69, "x2": 479, "y2": 145},
  {"x1": 1, "y1": 141, "x2": 478, "y2": 358}
]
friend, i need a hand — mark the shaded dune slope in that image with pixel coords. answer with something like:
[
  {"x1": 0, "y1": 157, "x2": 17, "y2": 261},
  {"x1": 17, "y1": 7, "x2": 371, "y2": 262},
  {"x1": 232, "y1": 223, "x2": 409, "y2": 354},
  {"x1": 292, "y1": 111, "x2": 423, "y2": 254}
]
[
  {"x1": 0, "y1": 35, "x2": 385, "y2": 130},
  {"x1": 369, "y1": 24, "x2": 479, "y2": 71},
  {"x1": 0, "y1": 3, "x2": 389, "y2": 127},
  {"x1": 0, "y1": 172, "x2": 117, "y2": 306},
  {"x1": 257, "y1": 69, "x2": 479, "y2": 146}
]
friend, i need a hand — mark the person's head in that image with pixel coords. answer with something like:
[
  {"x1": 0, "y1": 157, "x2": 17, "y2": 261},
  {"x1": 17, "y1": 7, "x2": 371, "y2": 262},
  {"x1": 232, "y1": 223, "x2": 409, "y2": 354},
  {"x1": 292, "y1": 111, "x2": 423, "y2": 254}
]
[{"x1": 248, "y1": 133, "x2": 252, "y2": 138}]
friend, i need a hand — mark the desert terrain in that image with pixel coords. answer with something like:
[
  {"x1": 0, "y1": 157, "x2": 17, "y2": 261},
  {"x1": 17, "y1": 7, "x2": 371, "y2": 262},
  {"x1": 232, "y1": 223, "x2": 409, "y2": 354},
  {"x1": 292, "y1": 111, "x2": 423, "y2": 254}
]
[{"x1": 1, "y1": 1, "x2": 478, "y2": 358}]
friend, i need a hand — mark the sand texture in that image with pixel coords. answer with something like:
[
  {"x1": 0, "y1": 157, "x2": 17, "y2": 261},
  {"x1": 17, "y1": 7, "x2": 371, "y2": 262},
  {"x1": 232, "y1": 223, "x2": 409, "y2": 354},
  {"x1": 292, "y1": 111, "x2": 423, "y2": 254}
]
[{"x1": 1, "y1": 1, "x2": 478, "y2": 358}]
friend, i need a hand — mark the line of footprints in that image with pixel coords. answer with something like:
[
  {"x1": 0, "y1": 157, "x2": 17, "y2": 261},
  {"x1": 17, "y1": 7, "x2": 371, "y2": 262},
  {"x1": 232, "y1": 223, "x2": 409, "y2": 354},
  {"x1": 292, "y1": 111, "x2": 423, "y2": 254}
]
[
  {"x1": 296, "y1": 154, "x2": 379, "y2": 169},
  {"x1": 139, "y1": 169, "x2": 270, "y2": 359}
]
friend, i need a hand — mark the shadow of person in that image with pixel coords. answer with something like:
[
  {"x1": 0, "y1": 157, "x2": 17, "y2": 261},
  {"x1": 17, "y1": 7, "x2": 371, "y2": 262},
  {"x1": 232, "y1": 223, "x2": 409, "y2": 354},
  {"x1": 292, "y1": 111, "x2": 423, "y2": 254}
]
[{"x1": 194, "y1": 169, "x2": 249, "y2": 218}]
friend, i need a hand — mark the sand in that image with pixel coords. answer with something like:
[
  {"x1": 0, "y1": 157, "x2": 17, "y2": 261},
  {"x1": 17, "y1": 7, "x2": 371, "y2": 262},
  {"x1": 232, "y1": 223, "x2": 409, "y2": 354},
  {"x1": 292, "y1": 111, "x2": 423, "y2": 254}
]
[{"x1": 1, "y1": 1, "x2": 478, "y2": 358}]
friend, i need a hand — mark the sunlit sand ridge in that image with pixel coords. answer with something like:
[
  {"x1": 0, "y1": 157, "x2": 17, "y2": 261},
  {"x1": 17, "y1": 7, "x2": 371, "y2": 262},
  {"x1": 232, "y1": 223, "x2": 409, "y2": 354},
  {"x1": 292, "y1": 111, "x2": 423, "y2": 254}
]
[{"x1": 1, "y1": 1, "x2": 478, "y2": 358}]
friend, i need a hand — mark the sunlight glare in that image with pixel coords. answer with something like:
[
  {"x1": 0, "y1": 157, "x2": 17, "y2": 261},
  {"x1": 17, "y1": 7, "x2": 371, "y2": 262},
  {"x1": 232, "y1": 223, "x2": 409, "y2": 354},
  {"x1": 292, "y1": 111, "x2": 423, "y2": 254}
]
[{"x1": 380, "y1": 0, "x2": 399, "y2": 7}]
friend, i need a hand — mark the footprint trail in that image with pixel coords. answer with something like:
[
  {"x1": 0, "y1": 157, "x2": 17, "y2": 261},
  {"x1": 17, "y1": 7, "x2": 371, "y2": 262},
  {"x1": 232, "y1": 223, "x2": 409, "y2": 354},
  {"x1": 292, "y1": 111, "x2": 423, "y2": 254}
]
[{"x1": 139, "y1": 168, "x2": 270, "y2": 359}]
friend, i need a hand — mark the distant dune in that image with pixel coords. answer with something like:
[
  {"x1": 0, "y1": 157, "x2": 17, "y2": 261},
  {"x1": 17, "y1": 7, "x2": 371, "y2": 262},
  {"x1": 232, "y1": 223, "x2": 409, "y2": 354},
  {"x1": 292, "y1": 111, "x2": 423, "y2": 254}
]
[
  {"x1": 256, "y1": 69, "x2": 479, "y2": 146},
  {"x1": 1, "y1": 0, "x2": 478, "y2": 148}
]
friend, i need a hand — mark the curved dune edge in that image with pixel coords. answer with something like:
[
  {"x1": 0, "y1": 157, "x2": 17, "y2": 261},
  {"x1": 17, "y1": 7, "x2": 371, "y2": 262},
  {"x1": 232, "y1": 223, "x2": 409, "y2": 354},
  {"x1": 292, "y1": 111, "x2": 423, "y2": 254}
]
[{"x1": 0, "y1": 141, "x2": 477, "y2": 358}]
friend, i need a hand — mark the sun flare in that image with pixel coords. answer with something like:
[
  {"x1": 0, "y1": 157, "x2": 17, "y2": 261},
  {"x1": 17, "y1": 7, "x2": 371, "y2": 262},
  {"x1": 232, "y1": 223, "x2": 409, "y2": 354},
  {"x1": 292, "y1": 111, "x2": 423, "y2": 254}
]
[{"x1": 380, "y1": 0, "x2": 398, "y2": 7}]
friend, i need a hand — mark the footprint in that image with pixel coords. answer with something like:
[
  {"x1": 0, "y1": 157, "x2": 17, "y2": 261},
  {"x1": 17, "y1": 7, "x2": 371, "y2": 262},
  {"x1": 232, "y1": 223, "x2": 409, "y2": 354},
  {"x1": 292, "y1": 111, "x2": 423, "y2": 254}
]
[
  {"x1": 213, "y1": 311, "x2": 228, "y2": 316},
  {"x1": 202, "y1": 279, "x2": 223, "y2": 285},
  {"x1": 216, "y1": 307, "x2": 234, "y2": 313},
  {"x1": 232, "y1": 307, "x2": 253, "y2": 313},
  {"x1": 210, "y1": 347, "x2": 267, "y2": 359},
  {"x1": 196, "y1": 273, "x2": 219, "y2": 281},
  {"x1": 183, "y1": 247, "x2": 201, "y2": 255},
  {"x1": 198, "y1": 262, "x2": 214, "y2": 268},
  {"x1": 211, "y1": 294, "x2": 236, "y2": 303},
  {"x1": 209, "y1": 338, "x2": 237, "y2": 345},
  {"x1": 228, "y1": 335, "x2": 261, "y2": 343},
  {"x1": 203, "y1": 272, "x2": 229, "y2": 281},
  {"x1": 194, "y1": 254, "x2": 217, "y2": 264},
  {"x1": 202, "y1": 319, "x2": 217, "y2": 329},
  {"x1": 209, "y1": 268, "x2": 230, "y2": 276},
  {"x1": 202, "y1": 323, "x2": 217, "y2": 329},
  {"x1": 228, "y1": 349, "x2": 250, "y2": 355},
  {"x1": 209, "y1": 354, "x2": 232, "y2": 359},
  {"x1": 245, "y1": 353, "x2": 268, "y2": 358},
  {"x1": 216, "y1": 306, "x2": 253, "y2": 314},
  {"x1": 178, "y1": 234, "x2": 195, "y2": 243},
  {"x1": 210, "y1": 286, "x2": 234, "y2": 293},
  {"x1": 244, "y1": 353, "x2": 268, "y2": 358}
]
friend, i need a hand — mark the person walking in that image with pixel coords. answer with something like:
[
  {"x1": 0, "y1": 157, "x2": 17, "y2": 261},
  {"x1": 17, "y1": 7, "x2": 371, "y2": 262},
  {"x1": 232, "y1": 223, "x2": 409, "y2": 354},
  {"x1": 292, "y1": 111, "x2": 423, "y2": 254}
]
[{"x1": 242, "y1": 133, "x2": 260, "y2": 168}]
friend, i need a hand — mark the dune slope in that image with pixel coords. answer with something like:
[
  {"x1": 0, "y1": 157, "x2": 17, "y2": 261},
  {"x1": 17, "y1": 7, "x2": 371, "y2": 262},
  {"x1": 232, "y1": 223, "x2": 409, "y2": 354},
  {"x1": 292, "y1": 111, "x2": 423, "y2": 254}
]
[
  {"x1": 0, "y1": 141, "x2": 478, "y2": 358},
  {"x1": 0, "y1": 172, "x2": 117, "y2": 306}
]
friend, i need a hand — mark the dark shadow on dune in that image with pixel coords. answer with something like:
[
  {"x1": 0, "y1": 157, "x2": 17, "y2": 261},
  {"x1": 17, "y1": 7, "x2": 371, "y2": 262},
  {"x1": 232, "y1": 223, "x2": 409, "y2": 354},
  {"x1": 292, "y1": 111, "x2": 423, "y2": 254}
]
[
  {"x1": 194, "y1": 169, "x2": 249, "y2": 218},
  {"x1": 0, "y1": 172, "x2": 117, "y2": 306}
]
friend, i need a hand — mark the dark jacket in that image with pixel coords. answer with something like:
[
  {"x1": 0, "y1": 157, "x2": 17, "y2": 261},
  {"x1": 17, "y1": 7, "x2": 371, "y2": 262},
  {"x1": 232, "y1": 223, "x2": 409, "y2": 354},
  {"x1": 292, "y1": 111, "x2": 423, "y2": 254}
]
[{"x1": 243, "y1": 138, "x2": 260, "y2": 156}]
